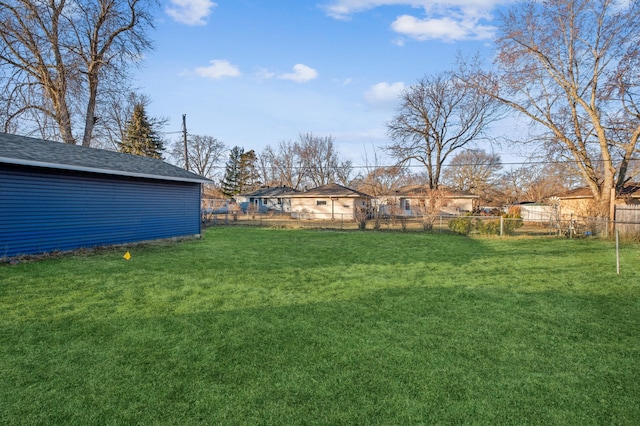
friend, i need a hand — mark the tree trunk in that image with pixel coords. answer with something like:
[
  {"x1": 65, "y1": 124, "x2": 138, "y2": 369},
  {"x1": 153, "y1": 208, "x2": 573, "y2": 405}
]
[{"x1": 82, "y1": 72, "x2": 99, "y2": 147}]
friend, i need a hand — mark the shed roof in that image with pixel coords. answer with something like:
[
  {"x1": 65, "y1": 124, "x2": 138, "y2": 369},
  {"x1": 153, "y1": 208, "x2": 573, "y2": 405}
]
[{"x1": 0, "y1": 132, "x2": 212, "y2": 184}]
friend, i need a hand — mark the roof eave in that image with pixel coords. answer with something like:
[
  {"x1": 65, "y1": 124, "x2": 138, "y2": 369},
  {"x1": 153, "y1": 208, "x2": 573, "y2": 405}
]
[{"x1": 0, "y1": 157, "x2": 213, "y2": 184}]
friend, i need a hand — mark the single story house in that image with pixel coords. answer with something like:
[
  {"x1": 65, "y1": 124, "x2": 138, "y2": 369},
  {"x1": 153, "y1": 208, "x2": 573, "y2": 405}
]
[
  {"x1": 381, "y1": 185, "x2": 479, "y2": 216},
  {"x1": 283, "y1": 183, "x2": 371, "y2": 221},
  {"x1": 0, "y1": 132, "x2": 211, "y2": 258},
  {"x1": 235, "y1": 186, "x2": 298, "y2": 213},
  {"x1": 553, "y1": 183, "x2": 640, "y2": 219}
]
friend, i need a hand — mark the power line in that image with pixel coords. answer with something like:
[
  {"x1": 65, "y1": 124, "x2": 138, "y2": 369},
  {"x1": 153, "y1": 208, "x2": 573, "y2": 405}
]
[{"x1": 199, "y1": 157, "x2": 640, "y2": 171}]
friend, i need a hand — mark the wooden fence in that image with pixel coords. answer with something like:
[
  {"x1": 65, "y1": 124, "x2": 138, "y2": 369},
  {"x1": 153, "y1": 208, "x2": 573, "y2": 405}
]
[{"x1": 615, "y1": 205, "x2": 640, "y2": 237}]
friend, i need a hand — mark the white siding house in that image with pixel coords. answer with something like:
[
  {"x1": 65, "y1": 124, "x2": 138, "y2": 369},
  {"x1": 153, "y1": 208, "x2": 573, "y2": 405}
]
[{"x1": 283, "y1": 183, "x2": 371, "y2": 221}]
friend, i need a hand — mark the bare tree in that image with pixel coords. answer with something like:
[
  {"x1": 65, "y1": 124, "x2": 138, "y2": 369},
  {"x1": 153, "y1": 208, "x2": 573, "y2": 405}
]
[
  {"x1": 259, "y1": 141, "x2": 306, "y2": 189},
  {"x1": 257, "y1": 145, "x2": 278, "y2": 187},
  {"x1": 462, "y1": 0, "x2": 640, "y2": 216},
  {"x1": 351, "y1": 146, "x2": 409, "y2": 228},
  {"x1": 257, "y1": 134, "x2": 353, "y2": 190},
  {"x1": 353, "y1": 150, "x2": 408, "y2": 199},
  {"x1": 413, "y1": 188, "x2": 447, "y2": 231},
  {"x1": 171, "y1": 135, "x2": 226, "y2": 180},
  {"x1": 296, "y1": 133, "x2": 352, "y2": 187},
  {"x1": 386, "y1": 71, "x2": 503, "y2": 190},
  {"x1": 498, "y1": 163, "x2": 571, "y2": 204},
  {"x1": 334, "y1": 159, "x2": 354, "y2": 187},
  {"x1": 0, "y1": 0, "x2": 156, "y2": 146},
  {"x1": 442, "y1": 149, "x2": 502, "y2": 200}
]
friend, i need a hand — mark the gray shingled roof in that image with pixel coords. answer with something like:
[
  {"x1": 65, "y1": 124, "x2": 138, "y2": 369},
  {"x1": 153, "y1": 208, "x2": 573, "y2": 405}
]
[
  {"x1": 239, "y1": 186, "x2": 298, "y2": 197},
  {"x1": 283, "y1": 183, "x2": 371, "y2": 198},
  {"x1": 0, "y1": 132, "x2": 212, "y2": 184}
]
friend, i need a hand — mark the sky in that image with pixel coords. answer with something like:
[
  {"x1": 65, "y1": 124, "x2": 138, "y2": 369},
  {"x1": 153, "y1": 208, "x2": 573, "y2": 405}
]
[{"x1": 134, "y1": 0, "x2": 527, "y2": 167}]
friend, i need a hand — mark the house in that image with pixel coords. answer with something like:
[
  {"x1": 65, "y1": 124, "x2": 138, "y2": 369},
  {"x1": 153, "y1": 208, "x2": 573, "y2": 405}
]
[
  {"x1": 0, "y1": 133, "x2": 211, "y2": 258},
  {"x1": 553, "y1": 183, "x2": 640, "y2": 219},
  {"x1": 235, "y1": 186, "x2": 298, "y2": 213},
  {"x1": 283, "y1": 183, "x2": 371, "y2": 221},
  {"x1": 383, "y1": 185, "x2": 479, "y2": 216}
]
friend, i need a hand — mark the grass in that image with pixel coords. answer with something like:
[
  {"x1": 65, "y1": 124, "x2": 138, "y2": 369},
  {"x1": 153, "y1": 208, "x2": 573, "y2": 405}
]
[{"x1": 1, "y1": 227, "x2": 639, "y2": 424}]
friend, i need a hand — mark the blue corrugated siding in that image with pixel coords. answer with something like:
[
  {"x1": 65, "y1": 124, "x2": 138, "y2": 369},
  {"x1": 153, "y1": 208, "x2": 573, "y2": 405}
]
[{"x1": 0, "y1": 165, "x2": 202, "y2": 258}]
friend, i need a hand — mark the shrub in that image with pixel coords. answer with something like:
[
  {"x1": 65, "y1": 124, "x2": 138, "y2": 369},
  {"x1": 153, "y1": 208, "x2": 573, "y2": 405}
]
[
  {"x1": 502, "y1": 214, "x2": 523, "y2": 235},
  {"x1": 448, "y1": 215, "x2": 473, "y2": 235},
  {"x1": 476, "y1": 218, "x2": 501, "y2": 235},
  {"x1": 353, "y1": 206, "x2": 369, "y2": 230},
  {"x1": 449, "y1": 212, "x2": 523, "y2": 236}
]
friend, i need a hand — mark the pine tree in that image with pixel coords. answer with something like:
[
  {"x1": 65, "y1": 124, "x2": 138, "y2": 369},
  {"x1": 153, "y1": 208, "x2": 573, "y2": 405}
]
[
  {"x1": 220, "y1": 146, "x2": 244, "y2": 198},
  {"x1": 119, "y1": 103, "x2": 164, "y2": 159},
  {"x1": 239, "y1": 149, "x2": 261, "y2": 193}
]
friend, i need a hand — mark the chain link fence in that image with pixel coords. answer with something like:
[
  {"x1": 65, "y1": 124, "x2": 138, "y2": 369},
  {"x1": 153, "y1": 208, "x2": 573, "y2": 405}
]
[{"x1": 202, "y1": 210, "x2": 631, "y2": 238}]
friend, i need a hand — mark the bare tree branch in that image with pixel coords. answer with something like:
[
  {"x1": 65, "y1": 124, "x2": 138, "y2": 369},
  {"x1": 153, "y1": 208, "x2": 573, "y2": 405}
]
[
  {"x1": 386, "y1": 71, "x2": 503, "y2": 189},
  {"x1": 461, "y1": 0, "x2": 640, "y2": 215},
  {"x1": 0, "y1": 0, "x2": 156, "y2": 146}
]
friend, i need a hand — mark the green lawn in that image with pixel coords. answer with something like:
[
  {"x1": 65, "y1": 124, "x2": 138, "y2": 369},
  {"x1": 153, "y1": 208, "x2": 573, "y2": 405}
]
[{"x1": 1, "y1": 228, "x2": 639, "y2": 424}]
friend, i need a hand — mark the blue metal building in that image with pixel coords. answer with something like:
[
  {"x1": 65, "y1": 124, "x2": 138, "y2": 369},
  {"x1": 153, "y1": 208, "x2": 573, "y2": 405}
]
[{"x1": 0, "y1": 133, "x2": 211, "y2": 258}]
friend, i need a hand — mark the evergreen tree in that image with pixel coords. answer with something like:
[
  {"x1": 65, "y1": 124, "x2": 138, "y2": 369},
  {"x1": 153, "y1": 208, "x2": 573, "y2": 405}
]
[
  {"x1": 220, "y1": 146, "x2": 244, "y2": 197},
  {"x1": 119, "y1": 103, "x2": 164, "y2": 159},
  {"x1": 239, "y1": 149, "x2": 261, "y2": 193}
]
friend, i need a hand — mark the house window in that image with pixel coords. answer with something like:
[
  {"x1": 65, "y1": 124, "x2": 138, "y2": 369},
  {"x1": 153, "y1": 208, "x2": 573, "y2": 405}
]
[
  {"x1": 316, "y1": 200, "x2": 327, "y2": 206},
  {"x1": 263, "y1": 198, "x2": 268, "y2": 205},
  {"x1": 277, "y1": 198, "x2": 282, "y2": 205},
  {"x1": 405, "y1": 200, "x2": 411, "y2": 210}
]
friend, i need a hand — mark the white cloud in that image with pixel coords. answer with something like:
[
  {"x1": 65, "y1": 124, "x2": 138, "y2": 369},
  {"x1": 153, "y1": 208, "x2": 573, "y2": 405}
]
[
  {"x1": 392, "y1": 14, "x2": 496, "y2": 41},
  {"x1": 194, "y1": 60, "x2": 241, "y2": 79},
  {"x1": 255, "y1": 67, "x2": 277, "y2": 80},
  {"x1": 364, "y1": 81, "x2": 405, "y2": 104},
  {"x1": 166, "y1": 0, "x2": 217, "y2": 26},
  {"x1": 321, "y1": 0, "x2": 508, "y2": 41},
  {"x1": 321, "y1": 0, "x2": 423, "y2": 19},
  {"x1": 278, "y1": 64, "x2": 319, "y2": 83}
]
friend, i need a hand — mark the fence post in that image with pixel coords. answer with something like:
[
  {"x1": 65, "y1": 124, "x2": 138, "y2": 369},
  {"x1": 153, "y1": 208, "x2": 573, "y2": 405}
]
[
  {"x1": 616, "y1": 229, "x2": 620, "y2": 275},
  {"x1": 609, "y1": 187, "x2": 616, "y2": 237},
  {"x1": 500, "y1": 216, "x2": 504, "y2": 237},
  {"x1": 569, "y1": 213, "x2": 574, "y2": 239}
]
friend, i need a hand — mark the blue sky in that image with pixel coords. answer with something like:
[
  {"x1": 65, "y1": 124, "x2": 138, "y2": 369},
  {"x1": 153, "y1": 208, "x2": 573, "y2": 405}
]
[{"x1": 135, "y1": 0, "x2": 524, "y2": 165}]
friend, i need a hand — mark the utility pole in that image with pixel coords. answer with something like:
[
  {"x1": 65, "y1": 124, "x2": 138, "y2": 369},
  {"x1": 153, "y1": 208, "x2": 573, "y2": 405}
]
[{"x1": 182, "y1": 114, "x2": 189, "y2": 171}]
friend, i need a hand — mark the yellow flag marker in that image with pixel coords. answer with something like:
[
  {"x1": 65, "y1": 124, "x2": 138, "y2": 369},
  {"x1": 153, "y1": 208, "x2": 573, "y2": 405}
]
[{"x1": 123, "y1": 251, "x2": 131, "y2": 261}]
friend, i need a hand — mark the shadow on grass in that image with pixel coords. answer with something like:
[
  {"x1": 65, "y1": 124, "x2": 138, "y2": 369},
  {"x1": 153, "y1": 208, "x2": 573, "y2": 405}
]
[
  {"x1": 196, "y1": 227, "x2": 494, "y2": 269},
  {"x1": 1, "y1": 228, "x2": 500, "y2": 322},
  {"x1": 1, "y1": 284, "x2": 638, "y2": 425}
]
